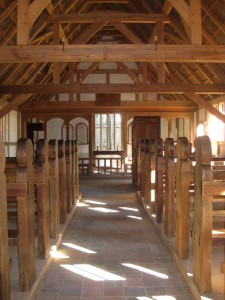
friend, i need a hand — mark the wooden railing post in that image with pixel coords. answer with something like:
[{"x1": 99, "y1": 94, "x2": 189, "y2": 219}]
[
  {"x1": 193, "y1": 135, "x2": 212, "y2": 293},
  {"x1": 0, "y1": 140, "x2": 10, "y2": 300},
  {"x1": 49, "y1": 139, "x2": 59, "y2": 239},
  {"x1": 35, "y1": 139, "x2": 50, "y2": 259},
  {"x1": 16, "y1": 138, "x2": 36, "y2": 291},
  {"x1": 58, "y1": 140, "x2": 67, "y2": 224},
  {"x1": 175, "y1": 137, "x2": 192, "y2": 259},
  {"x1": 164, "y1": 138, "x2": 175, "y2": 237}
]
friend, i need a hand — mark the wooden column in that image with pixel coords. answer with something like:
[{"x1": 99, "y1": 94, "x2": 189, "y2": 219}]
[
  {"x1": 17, "y1": 0, "x2": 29, "y2": 45},
  {"x1": 53, "y1": 21, "x2": 60, "y2": 101},
  {"x1": 0, "y1": 141, "x2": 10, "y2": 300},
  {"x1": 190, "y1": 0, "x2": 202, "y2": 45},
  {"x1": 156, "y1": 20, "x2": 165, "y2": 100},
  {"x1": 69, "y1": 63, "x2": 75, "y2": 101},
  {"x1": 48, "y1": 139, "x2": 59, "y2": 239}
]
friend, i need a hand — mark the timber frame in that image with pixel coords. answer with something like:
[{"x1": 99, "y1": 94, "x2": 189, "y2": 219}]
[{"x1": 0, "y1": 0, "x2": 224, "y2": 122}]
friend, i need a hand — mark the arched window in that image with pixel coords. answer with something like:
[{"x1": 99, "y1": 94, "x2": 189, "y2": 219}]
[{"x1": 76, "y1": 122, "x2": 88, "y2": 144}]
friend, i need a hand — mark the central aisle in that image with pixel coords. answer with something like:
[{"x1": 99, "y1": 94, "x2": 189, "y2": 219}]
[{"x1": 35, "y1": 177, "x2": 193, "y2": 300}]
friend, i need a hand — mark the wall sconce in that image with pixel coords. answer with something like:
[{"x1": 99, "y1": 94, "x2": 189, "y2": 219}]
[
  {"x1": 61, "y1": 37, "x2": 65, "y2": 52},
  {"x1": 154, "y1": 35, "x2": 158, "y2": 51}
]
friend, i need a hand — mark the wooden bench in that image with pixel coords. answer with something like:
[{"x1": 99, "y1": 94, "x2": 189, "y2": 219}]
[
  {"x1": 193, "y1": 135, "x2": 225, "y2": 293},
  {"x1": 58, "y1": 139, "x2": 67, "y2": 224},
  {"x1": 140, "y1": 138, "x2": 165, "y2": 223},
  {"x1": 0, "y1": 140, "x2": 10, "y2": 300},
  {"x1": 49, "y1": 139, "x2": 59, "y2": 239},
  {"x1": 34, "y1": 139, "x2": 50, "y2": 259},
  {"x1": 6, "y1": 138, "x2": 36, "y2": 292}
]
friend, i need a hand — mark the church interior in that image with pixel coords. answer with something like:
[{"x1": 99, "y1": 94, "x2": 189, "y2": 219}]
[{"x1": 0, "y1": 0, "x2": 225, "y2": 299}]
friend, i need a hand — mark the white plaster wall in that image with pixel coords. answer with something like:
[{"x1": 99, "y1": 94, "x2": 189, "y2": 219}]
[{"x1": 47, "y1": 118, "x2": 64, "y2": 140}]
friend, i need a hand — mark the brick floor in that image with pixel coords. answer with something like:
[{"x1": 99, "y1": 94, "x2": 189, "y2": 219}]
[{"x1": 35, "y1": 177, "x2": 194, "y2": 300}]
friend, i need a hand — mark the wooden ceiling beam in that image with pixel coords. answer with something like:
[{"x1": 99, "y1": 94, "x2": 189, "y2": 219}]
[
  {"x1": 186, "y1": 92, "x2": 225, "y2": 123},
  {"x1": 49, "y1": 13, "x2": 170, "y2": 23},
  {"x1": 0, "y1": 45, "x2": 224, "y2": 63},
  {"x1": 0, "y1": 83, "x2": 224, "y2": 94}
]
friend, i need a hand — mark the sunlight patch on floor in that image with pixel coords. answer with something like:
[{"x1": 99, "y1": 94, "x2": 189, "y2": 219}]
[
  {"x1": 137, "y1": 296, "x2": 176, "y2": 300},
  {"x1": 127, "y1": 215, "x2": 142, "y2": 220},
  {"x1": 50, "y1": 246, "x2": 69, "y2": 259},
  {"x1": 122, "y1": 263, "x2": 168, "y2": 279},
  {"x1": 77, "y1": 202, "x2": 90, "y2": 207},
  {"x1": 84, "y1": 200, "x2": 107, "y2": 205},
  {"x1": 119, "y1": 206, "x2": 139, "y2": 212},
  {"x1": 60, "y1": 264, "x2": 126, "y2": 281},
  {"x1": 88, "y1": 207, "x2": 120, "y2": 213},
  {"x1": 62, "y1": 242, "x2": 97, "y2": 254}
]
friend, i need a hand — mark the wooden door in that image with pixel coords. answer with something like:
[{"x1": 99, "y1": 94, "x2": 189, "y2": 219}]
[{"x1": 132, "y1": 116, "x2": 160, "y2": 186}]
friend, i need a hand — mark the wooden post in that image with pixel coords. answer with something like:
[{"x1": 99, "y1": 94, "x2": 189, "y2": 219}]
[
  {"x1": 16, "y1": 138, "x2": 36, "y2": 291},
  {"x1": 193, "y1": 135, "x2": 212, "y2": 293},
  {"x1": 164, "y1": 138, "x2": 175, "y2": 237},
  {"x1": 175, "y1": 137, "x2": 192, "y2": 259},
  {"x1": 58, "y1": 140, "x2": 67, "y2": 224},
  {"x1": 48, "y1": 139, "x2": 59, "y2": 239},
  {"x1": 155, "y1": 138, "x2": 164, "y2": 223},
  {"x1": 0, "y1": 140, "x2": 10, "y2": 300},
  {"x1": 35, "y1": 139, "x2": 50, "y2": 259},
  {"x1": 65, "y1": 140, "x2": 72, "y2": 213}
]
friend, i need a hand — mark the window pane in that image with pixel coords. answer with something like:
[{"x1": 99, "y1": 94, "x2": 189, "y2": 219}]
[
  {"x1": 102, "y1": 114, "x2": 107, "y2": 127},
  {"x1": 95, "y1": 114, "x2": 100, "y2": 127},
  {"x1": 115, "y1": 114, "x2": 121, "y2": 127}
]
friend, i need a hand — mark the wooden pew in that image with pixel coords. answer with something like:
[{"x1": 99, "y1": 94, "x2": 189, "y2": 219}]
[
  {"x1": 65, "y1": 140, "x2": 73, "y2": 213},
  {"x1": 164, "y1": 138, "x2": 175, "y2": 238},
  {"x1": 142, "y1": 139, "x2": 156, "y2": 213},
  {"x1": 58, "y1": 140, "x2": 67, "y2": 224},
  {"x1": 155, "y1": 138, "x2": 164, "y2": 223},
  {"x1": 74, "y1": 140, "x2": 79, "y2": 203},
  {"x1": 34, "y1": 139, "x2": 50, "y2": 259},
  {"x1": 0, "y1": 140, "x2": 10, "y2": 300},
  {"x1": 175, "y1": 137, "x2": 194, "y2": 259},
  {"x1": 49, "y1": 139, "x2": 59, "y2": 239},
  {"x1": 6, "y1": 138, "x2": 36, "y2": 292},
  {"x1": 192, "y1": 135, "x2": 225, "y2": 293}
]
